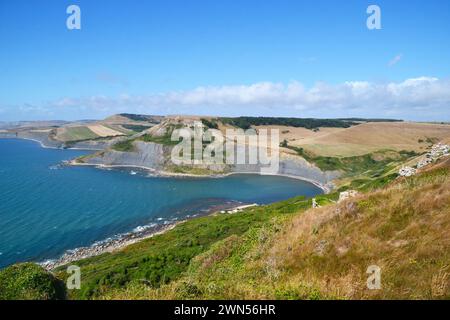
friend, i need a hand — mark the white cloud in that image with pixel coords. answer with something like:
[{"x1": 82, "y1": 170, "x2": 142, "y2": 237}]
[
  {"x1": 388, "y1": 54, "x2": 403, "y2": 67},
  {"x1": 3, "y1": 77, "x2": 450, "y2": 121}
]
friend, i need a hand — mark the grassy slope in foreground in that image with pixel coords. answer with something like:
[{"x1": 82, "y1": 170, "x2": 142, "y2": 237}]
[
  {"x1": 0, "y1": 263, "x2": 66, "y2": 300},
  {"x1": 54, "y1": 159, "x2": 449, "y2": 300},
  {"x1": 101, "y1": 160, "x2": 449, "y2": 300},
  {"x1": 54, "y1": 194, "x2": 336, "y2": 299}
]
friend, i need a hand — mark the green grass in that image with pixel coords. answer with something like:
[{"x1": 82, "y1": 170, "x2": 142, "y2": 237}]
[
  {"x1": 111, "y1": 140, "x2": 136, "y2": 152},
  {"x1": 121, "y1": 125, "x2": 152, "y2": 132},
  {"x1": 105, "y1": 163, "x2": 448, "y2": 300},
  {"x1": 97, "y1": 193, "x2": 338, "y2": 300},
  {"x1": 109, "y1": 124, "x2": 180, "y2": 150},
  {"x1": 340, "y1": 173, "x2": 399, "y2": 192},
  {"x1": 54, "y1": 194, "x2": 335, "y2": 299},
  {"x1": 286, "y1": 145, "x2": 421, "y2": 192},
  {"x1": 59, "y1": 127, "x2": 99, "y2": 142},
  {"x1": 139, "y1": 124, "x2": 184, "y2": 146},
  {"x1": 287, "y1": 145, "x2": 418, "y2": 175},
  {"x1": 140, "y1": 133, "x2": 180, "y2": 145},
  {"x1": 118, "y1": 113, "x2": 154, "y2": 122},
  {"x1": 201, "y1": 118, "x2": 219, "y2": 129},
  {"x1": 165, "y1": 165, "x2": 227, "y2": 175},
  {"x1": 0, "y1": 263, "x2": 66, "y2": 300}
]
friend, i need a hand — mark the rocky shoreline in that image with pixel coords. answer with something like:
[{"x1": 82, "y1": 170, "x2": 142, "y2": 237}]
[
  {"x1": 39, "y1": 200, "x2": 249, "y2": 271},
  {"x1": 3, "y1": 134, "x2": 335, "y2": 193},
  {"x1": 68, "y1": 161, "x2": 332, "y2": 193},
  {"x1": 39, "y1": 222, "x2": 179, "y2": 271}
]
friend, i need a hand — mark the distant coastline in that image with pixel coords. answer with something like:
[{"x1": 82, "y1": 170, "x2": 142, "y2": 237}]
[
  {"x1": 0, "y1": 134, "x2": 330, "y2": 193},
  {"x1": 69, "y1": 160, "x2": 330, "y2": 193}
]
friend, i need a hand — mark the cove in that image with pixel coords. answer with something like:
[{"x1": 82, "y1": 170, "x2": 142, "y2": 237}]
[{"x1": 0, "y1": 138, "x2": 322, "y2": 268}]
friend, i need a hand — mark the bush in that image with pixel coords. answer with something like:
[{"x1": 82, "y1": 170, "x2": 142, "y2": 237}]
[
  {"x1": 0, "y1": 263, "x2": 66, "y2": 300},
  {"x1": 111, "y1": 140, "x2": 135, "y2": 152},
  {"x1": 121, "y1": 124, "x2": 151, "y2": 132},
  {"x1": 219, "y1": 117, "x2": 357, "y2": 130},
  {"x1": 201, "y1": 118, "x2": 219, "y2": 129}
]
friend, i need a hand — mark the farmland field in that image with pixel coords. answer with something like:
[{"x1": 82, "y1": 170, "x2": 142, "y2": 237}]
[
  {"x1": 280, "y1": 122, "x2": 450, "y2": 157},
  {"x1": 55, "y1": 127, "x2": 99, "y2": 142}
]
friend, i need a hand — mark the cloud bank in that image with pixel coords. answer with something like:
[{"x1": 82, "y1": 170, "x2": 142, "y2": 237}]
[{"x1": 2, "y1": 77, "x2": 450, "y2": 121}]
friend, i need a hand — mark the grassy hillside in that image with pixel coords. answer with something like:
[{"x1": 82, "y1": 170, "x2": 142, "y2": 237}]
[
  {"x1": 36, "y1": 159, "x2": 447, "y2": 300},
  {"x1": 289, "y1": 122, "x2": 450, "y2": 157},
  {"x1": 54, "y1": 194, "x2": 336, "y2": 299},
  {"x1": 46, "y1": 114, "x2": 164, "y2": 144},
  {"x1": 282, "y1": 144, "x2": 418, "y2": 190},
  {"x1": 110, "y1": 139, "x2": 136, "y2": 152},
  {"x1": 55, "y1": 126, "x2": 99, "y2": 142},
  {"x1": 99, "y1": 159, "x2": 449, "y2": 300}
]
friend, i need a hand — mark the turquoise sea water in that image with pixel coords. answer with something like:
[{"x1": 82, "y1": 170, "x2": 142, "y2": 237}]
[{"x1": 0, "y1": 138, "x2": 322, "y2": 268}]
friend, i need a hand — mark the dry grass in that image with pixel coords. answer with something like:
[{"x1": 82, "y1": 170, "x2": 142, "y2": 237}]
[
  {"x1": 255, "y1": 125, "x2": 342, "y2": 141},
  {"x1": 87, "y1": 124, "x2": 124, "y2": 137},
  {"x1": 101, "y1": 160, "x2": 449, "y2": 300},
  {"x1": 287, "y1": 122, "x2": 450, "y2": 157},
  {"x1": 267, "y1": 160, "x2": 450, "y2": 299}
]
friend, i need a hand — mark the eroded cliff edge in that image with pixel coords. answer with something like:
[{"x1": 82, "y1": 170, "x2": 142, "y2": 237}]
[{"x1": 75, "y1": 140, "x2": 340, "y2": 191}]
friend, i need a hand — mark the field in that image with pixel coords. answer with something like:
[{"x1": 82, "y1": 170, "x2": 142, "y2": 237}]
[
  {"x1": 50, "y1": 114, "x2": 163, "y2": 143},
  {"x1": 55, "y1": 126, "x2": 99, "y2": 142},
  {"x1": 276, "y1": 122, "x2": 450, "y2": 157},
  {"x1": 87, "y1": 125, "x2": 125, "y2": 137},
  {"x1": 55, "y1": 125, "x2": 127, "y2": 142}
]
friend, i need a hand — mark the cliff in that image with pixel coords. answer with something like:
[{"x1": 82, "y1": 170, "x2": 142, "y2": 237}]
[{"x1": 79, "y1": 139, "x2": 340, "y2": 189}]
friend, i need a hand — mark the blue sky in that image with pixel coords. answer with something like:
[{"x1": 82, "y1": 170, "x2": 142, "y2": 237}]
[{"x1": 0, "y1": 0, "x2": 449, "y2": 121}]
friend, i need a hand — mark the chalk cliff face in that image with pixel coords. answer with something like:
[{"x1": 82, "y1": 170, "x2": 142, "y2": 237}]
[
  {"x1": 278, "y1": 154, "x2": 341, "y2": 184},
  {"x1": 82, "y1": 140, "x2": 340, "y2": 187},
  {"x1": 84, "y1": 141, "x2": 169, "y2": 170},
  {"x1": 228, "y1": 154, "x2": 340, "y2": 187}
]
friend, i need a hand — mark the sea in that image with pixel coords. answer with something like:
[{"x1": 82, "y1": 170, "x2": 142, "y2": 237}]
[{"x1": 0, "y1": 138, "x2": 322, "y2": 268}]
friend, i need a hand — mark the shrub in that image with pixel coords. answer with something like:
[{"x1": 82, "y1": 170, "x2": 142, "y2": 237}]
[
  {"x1": 111, "y1": 140, "x2": 135, "y2": 152},
  {"x1": 201, "y1": 118, "x2": 219, "y2": 129},
  {"x1": 0, "y1": 263, "x2": 66, "y2": 300}
]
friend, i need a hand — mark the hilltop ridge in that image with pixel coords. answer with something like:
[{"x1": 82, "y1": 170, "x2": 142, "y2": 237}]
[{"x1": 1, "y1": 114, "x2": 449, "y2": 191}]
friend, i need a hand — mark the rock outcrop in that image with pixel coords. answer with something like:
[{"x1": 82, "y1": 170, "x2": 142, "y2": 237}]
[
  {"x1": 399, "y1": 166, "x2": 417, "y2": 177},
  {"x1": 338, "y1": 190, "x2": 359, "y2": 203},
  {"x1": 84, "y1": 141, "x2": 169, "y2": 170},
  {"x1": 81, "y1": 140, "x2": 340, "y2": 190}
]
